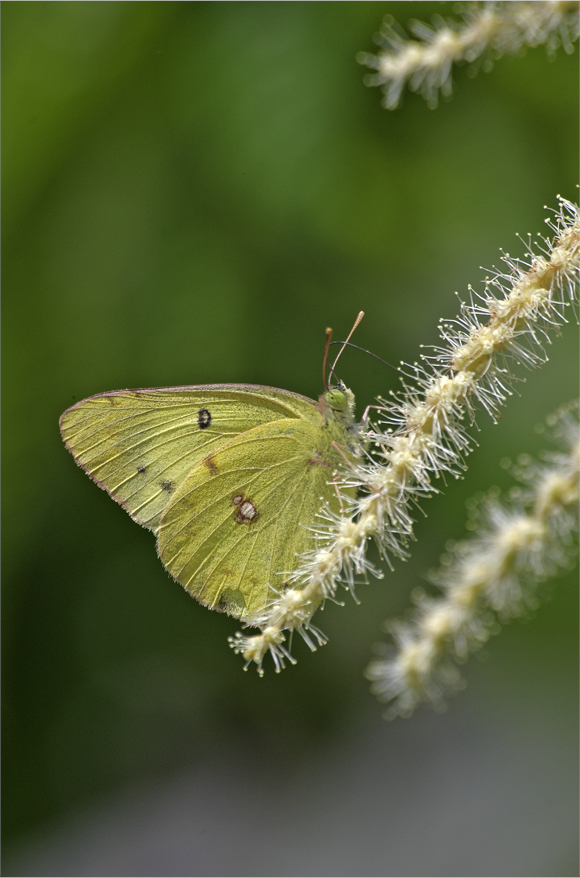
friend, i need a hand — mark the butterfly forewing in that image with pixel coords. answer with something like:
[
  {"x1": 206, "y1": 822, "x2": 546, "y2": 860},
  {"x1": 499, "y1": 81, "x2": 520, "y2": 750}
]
[
  {"x1": 59, "y1": 385, "x2": 320, "y2": 533},
  {"x1": 157, "y1": 418, "x2": 348, "y2": 619}
]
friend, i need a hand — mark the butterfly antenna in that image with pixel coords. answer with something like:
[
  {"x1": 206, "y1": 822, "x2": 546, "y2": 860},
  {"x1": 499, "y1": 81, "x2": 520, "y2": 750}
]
[
  {"x1": 322, "y1": 326, "x2": 333, "y2": 391},
  {"x1": 328, "y1": 341, "x2": 398, "y2": 381},
  {"x1": 327, "y1": 310, "x2": 364, "y2": 385}
]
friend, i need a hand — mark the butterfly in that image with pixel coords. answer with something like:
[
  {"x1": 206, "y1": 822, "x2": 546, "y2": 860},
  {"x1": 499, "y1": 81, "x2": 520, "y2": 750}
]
[{"x1": 59, "y1": 321, "x2": 366, "y2": 621}]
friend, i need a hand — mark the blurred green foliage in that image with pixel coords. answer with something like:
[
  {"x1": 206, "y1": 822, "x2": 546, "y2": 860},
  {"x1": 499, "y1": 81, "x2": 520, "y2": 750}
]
[{"x1": 3, "y1": 0, "x2": 578, "y2": 857}]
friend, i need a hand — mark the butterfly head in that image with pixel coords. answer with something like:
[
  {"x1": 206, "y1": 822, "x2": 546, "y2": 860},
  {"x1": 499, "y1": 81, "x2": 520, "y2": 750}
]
[
  {"x1": 325, "y1": 387, "x2": 347, "y2": 411},
  {"x1": 319, "y1": 381, "x2": 355, "y2": 424}
]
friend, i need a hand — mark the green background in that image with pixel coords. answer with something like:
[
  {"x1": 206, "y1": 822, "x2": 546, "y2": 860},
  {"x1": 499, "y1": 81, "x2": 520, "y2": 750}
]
[{"x1": 3, "y1": 3, "x2": 578, "y2": 875}]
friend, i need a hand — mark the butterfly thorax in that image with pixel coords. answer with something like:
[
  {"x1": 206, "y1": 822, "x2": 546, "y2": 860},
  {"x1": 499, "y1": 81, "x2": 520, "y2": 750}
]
[{"x1": 316, "y1": 386, "x2": 362, "y2": 460}]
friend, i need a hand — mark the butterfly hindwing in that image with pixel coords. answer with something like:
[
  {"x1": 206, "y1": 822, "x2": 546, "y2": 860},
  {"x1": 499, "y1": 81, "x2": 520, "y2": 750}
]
[
  {"x1": 157, "y1": 418, "x2": 345, "y2": 619},
  {"x1": 59, "y1": 385, "x2": 321, "y2": 534}
]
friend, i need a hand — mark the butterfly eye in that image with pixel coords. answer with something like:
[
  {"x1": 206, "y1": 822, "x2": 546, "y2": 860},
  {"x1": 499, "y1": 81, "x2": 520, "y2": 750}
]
[{"x1": 325, "y1": 389, "x2": 347, "y2": 411}]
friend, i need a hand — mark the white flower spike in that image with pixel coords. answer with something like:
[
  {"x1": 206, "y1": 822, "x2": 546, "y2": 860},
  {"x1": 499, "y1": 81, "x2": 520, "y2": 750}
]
[
  {"x1": 359, "y1": 1, "x2": 579, "y2": 109},
  {"x1": 230, "y1": 197, "x2": 580, "y2": 676}
]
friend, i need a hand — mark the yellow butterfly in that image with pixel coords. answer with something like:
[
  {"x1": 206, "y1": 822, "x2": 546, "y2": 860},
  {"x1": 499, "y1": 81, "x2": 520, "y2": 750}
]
[{"x1": 59, "y1": 321, "x2": 365, "y2": 621}]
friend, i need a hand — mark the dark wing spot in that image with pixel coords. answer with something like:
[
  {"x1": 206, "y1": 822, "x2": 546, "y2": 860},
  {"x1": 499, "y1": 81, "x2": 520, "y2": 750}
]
[
  {"x1": 160, "y1": 480, "x2": 174, "y2": 493},
  {"x1": 198, "y1": 408, "x2": 211, "y2": 429},
  {"x1": 235, "y1": 499, "x2": 258, "y2": 524},
  {"x1": 232, "y1": 494, "x2": 244, "y2": 506},
  {"x1": 137, "y1": 466, "x2": 147, "y2": 474},
  {"x1": 203, "y1": 455, "x2": 218, "y2": 474}
]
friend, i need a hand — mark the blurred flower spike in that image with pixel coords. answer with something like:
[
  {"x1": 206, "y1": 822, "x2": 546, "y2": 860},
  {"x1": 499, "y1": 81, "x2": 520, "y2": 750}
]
[
  {"x1": 230, "y1": 197, "x2": 580, "y2": 676},
  {"x1": 366, "y1": 401, "x2": 579, "y2": 718},
  {"x1": 358, "y1": 1, "x2": 579, "y2": 109}
]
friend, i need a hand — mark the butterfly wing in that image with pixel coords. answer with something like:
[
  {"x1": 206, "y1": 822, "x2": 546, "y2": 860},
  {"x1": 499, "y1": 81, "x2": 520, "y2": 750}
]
[
  {"x1": 157, "y1": 417, "x2": 349, "y2": 620},
  {"x1": 60, "y1": 385, "x2": 321, "y2": 534}
]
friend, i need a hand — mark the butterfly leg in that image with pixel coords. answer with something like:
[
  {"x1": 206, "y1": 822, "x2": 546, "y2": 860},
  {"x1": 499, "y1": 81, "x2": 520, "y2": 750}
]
[
  {"x1": 331, "y1": 440, "x2": 358, "y2": 472},
  {"x1": 360, "y1": 402, "x2": 388, "y2": 426},
  {"x1": 332, "y1": 474, "x2": 345, "y2": 514}
]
